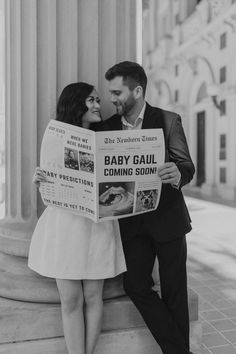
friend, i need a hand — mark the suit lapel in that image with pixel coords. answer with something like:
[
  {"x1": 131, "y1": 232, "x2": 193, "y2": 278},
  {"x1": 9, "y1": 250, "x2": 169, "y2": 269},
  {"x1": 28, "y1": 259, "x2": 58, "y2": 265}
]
[{"x1": 142, "y1": 103, "x2": 168, "y2": 162}]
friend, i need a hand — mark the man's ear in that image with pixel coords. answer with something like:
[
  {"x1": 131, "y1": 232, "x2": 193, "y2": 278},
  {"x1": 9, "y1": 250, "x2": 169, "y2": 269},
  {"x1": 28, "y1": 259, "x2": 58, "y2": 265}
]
[{"x1": 134, "y1": 86, "x2": 143, "y2": 99}]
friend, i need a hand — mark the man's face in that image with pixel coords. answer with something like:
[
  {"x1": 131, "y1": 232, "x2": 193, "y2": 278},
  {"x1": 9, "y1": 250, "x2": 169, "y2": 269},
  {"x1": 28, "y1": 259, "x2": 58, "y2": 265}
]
[{"x1": 107, "y1": 76, "x2": 136, "y2": 116}]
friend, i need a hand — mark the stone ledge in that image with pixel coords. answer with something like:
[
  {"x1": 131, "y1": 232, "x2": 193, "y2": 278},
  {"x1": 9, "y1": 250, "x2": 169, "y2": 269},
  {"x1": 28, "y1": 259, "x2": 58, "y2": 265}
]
[{"x1": 0, "y1": 288, "x2": 198, "y2": 344}]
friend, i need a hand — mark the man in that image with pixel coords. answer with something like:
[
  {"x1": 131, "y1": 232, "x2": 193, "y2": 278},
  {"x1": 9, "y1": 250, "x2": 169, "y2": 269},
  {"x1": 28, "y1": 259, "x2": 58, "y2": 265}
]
[{"x1": 103, "y1": 61, "x2": 195, "y2": 354}]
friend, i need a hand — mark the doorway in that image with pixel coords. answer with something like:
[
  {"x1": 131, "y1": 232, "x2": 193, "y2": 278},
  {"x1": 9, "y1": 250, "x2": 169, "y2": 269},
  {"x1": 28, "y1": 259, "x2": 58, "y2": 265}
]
[{"x1": 196, "y1": 111, "x2": 206, "y2": 186}]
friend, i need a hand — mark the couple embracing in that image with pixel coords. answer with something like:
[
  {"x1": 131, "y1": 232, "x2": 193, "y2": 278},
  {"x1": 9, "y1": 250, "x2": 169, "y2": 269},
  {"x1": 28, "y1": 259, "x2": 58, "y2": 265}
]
[{"x1": 29, "y1": 61, "x2": 195, "y2": 354}]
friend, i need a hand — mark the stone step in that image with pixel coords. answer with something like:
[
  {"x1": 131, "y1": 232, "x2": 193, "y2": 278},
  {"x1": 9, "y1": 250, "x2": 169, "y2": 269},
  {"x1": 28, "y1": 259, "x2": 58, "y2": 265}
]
[
  {"x1": 0, "y1": 288, "x2": 198, "y2": 344},
  {"x1": 0, "y1": 328, "x2": 159, "y2": 354},
  {"x1": 0, "y1": 323, "x2": 202, "y2": 354}
]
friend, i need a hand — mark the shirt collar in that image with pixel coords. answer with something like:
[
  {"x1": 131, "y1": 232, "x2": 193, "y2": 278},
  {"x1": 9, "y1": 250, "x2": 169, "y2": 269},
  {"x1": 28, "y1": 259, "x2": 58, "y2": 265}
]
[{"x1": 121, "y1": 102, "x2": 146, "y2": 128}]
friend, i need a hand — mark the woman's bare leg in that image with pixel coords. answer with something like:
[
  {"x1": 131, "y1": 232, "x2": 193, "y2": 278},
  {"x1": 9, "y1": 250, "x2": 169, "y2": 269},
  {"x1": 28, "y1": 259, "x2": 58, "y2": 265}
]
[
  {"x1": 83, "y1": 279, "x2": 104, "y2": 354},
  {"x1": 56, "y1": 279, "x2": 85, "y2": 354}
]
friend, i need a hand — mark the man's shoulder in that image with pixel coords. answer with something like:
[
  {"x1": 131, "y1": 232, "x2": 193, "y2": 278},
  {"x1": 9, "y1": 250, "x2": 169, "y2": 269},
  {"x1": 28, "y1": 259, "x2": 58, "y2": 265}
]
[
  {"x1": 148, "y1": 104, "x2": 179, "y2": 121},
  {"x1": 145, "y1": 103, "x2": 180, "y2": 132}
]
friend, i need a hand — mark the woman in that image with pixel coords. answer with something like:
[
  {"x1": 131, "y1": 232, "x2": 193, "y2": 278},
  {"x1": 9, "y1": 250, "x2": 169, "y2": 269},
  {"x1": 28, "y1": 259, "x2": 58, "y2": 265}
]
[{"x1": 28, "y1": 82, "x2": 126, "y2": 354}]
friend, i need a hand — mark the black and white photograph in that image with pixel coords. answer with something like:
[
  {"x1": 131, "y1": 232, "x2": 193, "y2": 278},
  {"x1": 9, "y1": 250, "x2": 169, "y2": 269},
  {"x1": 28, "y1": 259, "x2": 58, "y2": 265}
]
[
  {"x1": 135, "y1": 189, "x2": 158, "y2": 212},
  {"x1": 79, "y1": 151, "x2": 94, "y2": 173},
  {"x1": 64, "y1": 148, "x2": 79, "y2": 170},
  {"x1": 1, "y1": 1, "x2": 236, "y2": 353},
  {"x1": 99, "y1": 181, "x2": 135, "y2": 218}
]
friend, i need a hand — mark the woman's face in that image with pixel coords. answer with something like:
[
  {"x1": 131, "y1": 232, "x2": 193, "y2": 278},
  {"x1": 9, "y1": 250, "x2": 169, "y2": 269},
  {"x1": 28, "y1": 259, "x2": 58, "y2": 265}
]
[
  {"x1": 68, "y1": 150, "x2": 74, "y2": 158},
  {"x1": 82, "y1": 89, "x2": 101, "y2": 128}
]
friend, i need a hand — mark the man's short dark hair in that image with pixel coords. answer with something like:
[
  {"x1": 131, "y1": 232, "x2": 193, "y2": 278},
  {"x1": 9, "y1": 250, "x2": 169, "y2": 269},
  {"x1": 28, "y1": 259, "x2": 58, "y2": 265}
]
[{"x1": 105, "y1": 61, "x2": 147, "y2": 97}]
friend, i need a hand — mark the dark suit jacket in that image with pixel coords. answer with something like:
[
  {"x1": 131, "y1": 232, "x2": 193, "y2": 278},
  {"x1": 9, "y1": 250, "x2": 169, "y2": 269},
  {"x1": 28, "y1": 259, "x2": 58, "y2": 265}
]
[{"x1": 102, "y1": 103, "x2": 195, "y2": 242}]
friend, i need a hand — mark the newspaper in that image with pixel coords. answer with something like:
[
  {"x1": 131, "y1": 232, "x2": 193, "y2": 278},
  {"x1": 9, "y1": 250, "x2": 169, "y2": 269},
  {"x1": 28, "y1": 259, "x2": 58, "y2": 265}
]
[{"x1": 39, "y1": 119, "x2": 165, "y2": 222}]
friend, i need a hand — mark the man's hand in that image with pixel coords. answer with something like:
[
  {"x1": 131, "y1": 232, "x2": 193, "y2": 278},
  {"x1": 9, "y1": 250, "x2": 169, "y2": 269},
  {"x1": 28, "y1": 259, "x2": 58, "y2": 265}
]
[{"x1": 158, "y1": 162, "x2": 181, "y2": 186}]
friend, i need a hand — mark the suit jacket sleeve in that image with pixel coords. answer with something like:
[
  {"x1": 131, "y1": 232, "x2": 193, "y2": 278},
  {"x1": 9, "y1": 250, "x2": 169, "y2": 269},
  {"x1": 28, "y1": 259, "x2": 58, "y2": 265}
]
[{"x1": 167, "y1": 114, "x2": 195, "y2": 189}]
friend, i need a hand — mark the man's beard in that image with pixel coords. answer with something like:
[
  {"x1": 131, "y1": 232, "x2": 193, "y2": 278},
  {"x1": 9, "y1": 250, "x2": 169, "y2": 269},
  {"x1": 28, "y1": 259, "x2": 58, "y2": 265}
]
[
  {"x1": 115, "y1": 98, "x2": 135, "y2": 116},
  {"x1": 115, "y1": 104, "x2": 125, "y2": 116}
]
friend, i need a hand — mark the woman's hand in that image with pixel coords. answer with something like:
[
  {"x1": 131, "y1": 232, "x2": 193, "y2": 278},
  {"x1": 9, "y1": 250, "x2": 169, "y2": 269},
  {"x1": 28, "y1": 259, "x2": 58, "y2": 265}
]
[{"x1": 32, "y1": 167, "x2": 47, "y2": 187}]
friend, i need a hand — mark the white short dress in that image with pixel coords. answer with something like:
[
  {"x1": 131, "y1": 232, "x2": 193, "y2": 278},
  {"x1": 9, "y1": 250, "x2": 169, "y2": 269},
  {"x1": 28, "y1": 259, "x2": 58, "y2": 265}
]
[{"x1": 28, "y1": 206, "x2": 126, "y2": 280}]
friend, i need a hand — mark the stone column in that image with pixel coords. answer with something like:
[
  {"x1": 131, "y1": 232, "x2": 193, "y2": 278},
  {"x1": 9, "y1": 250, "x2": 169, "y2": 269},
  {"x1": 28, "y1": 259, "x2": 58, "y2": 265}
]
[
  {"x1": 0, "y1": 0, "x2": 138, "y2": 303},
  {"x1": 0, "y1": 4, "x2": 153, "y2": 353},
  {"x1": 0, "y1": 0, "x2": 41, "y2": 301}
]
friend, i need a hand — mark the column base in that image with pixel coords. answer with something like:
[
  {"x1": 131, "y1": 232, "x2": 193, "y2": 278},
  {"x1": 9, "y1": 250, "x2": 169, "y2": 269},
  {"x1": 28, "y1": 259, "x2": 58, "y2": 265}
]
[{"x1": 0, "y1": 251, "x2": 125, "y2": 302}]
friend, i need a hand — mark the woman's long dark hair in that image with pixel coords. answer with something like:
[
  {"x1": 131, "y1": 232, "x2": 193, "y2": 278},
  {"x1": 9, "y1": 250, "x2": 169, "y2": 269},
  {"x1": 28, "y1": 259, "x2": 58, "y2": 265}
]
[{"x1": 56, "y1": 82, "x2": 94, "y2": 126}]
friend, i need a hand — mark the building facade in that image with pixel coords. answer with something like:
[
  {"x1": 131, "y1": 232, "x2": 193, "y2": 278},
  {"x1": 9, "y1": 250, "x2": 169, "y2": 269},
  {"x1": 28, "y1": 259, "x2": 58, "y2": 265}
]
[{"x1": 143, "y1": 0, "x2": 236, "y2": 203}]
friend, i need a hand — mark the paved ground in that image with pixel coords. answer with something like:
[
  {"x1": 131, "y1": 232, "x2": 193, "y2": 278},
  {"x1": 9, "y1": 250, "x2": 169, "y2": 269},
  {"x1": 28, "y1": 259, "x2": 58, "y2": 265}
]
[{"x1": 186, "y1": 197, "x2": 236, "y2": 354}]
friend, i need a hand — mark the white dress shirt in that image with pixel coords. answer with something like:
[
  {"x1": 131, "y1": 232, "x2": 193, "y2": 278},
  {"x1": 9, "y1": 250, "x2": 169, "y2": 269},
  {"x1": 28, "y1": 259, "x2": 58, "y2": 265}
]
[{"x1": 121, "y1": 102, "x2": 146, "y2": 131}]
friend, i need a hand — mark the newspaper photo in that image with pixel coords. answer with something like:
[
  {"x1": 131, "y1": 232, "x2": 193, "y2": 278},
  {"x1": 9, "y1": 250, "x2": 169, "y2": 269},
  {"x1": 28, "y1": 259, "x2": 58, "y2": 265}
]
[{"x1": 39, "y1": 120, "x2": 165, "y2": 222}]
